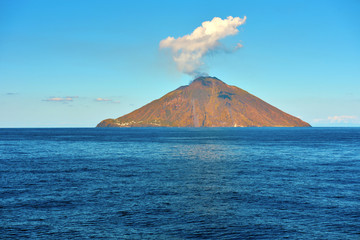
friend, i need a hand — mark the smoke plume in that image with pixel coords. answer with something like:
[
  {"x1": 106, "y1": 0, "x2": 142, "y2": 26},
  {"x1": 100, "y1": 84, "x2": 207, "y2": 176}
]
[{"x1": 160, "y1": 16, "x2": 246, "y2": 76}]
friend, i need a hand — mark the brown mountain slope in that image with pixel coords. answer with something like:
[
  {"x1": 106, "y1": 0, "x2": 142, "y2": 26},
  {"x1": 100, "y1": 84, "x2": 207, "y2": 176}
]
[{"x1": 97, "y1": 77, "x2": 310, "y2": 127}]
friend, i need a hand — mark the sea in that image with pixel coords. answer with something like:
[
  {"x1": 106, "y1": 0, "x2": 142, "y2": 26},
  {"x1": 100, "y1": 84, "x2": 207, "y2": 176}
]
[{"x1": 0, "y1": 128, "x2": 359, "y2": 239}]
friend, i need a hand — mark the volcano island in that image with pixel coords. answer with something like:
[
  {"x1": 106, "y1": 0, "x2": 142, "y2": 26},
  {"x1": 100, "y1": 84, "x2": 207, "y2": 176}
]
[{"x1": 97, "y1": 77, "x2": 310, "y2": 127}]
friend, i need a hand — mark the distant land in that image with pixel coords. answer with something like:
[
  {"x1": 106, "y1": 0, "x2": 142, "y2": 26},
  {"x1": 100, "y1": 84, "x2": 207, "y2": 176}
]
[{"x1": 97, "y1": 77, "x2": 311, "y2": 127}]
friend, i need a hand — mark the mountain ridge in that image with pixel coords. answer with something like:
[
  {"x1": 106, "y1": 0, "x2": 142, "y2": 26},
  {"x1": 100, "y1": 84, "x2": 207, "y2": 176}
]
[{"x1": 97, "y1": 77, "x2": 310, "y2": 127}]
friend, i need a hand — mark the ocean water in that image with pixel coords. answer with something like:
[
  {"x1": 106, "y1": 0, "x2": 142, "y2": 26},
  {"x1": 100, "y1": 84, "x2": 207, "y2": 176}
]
[{"x1": 0, "y1": 128, "x2": 359, "y2": 239}]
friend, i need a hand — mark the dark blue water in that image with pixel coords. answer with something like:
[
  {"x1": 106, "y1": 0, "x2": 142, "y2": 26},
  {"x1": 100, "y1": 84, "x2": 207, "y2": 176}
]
[{"x1": 0, "y1": 128, "x2": 359, "y2": 239}]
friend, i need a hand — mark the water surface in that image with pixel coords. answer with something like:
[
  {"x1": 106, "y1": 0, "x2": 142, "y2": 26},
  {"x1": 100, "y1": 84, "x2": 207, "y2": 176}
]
[{"x1": 0, "y1": 128, "x2": 359, "y2": 239}]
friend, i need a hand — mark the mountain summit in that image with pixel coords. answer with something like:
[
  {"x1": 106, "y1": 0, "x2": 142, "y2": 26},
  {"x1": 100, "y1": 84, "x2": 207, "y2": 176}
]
[{"x1": 97, "y1": 77, "x2": 310, "y2": 127}]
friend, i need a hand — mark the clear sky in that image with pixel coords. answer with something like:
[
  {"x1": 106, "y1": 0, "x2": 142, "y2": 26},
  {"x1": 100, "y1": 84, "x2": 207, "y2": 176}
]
[{"x1": 1, "y1": 0, "x2": 359, "y2": 127}]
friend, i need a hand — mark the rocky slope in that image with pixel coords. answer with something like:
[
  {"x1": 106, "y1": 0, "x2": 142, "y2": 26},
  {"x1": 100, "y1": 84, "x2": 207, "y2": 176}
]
[{"x1": 97, "y1": 77, "x2": 310, "y2": 127}]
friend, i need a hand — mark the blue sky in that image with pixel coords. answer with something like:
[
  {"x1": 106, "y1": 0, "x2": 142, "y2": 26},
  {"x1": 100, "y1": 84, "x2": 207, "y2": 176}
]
[{"x1": 1, "y1": 0, "x2": 359, "y2": 127}]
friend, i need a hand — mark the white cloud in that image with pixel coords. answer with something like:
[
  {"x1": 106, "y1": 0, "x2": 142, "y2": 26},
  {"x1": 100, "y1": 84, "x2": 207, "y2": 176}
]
[
  {"x1": 235, "y1": 42, "x2": 243, "y2": 49},
  {"x1": 44, "y1": 96, "x2": 78, "y2": 102},
  {"x1": 327, "y1": 115, "x2": 358, "y2": 123},
  {"x1": 95, "y1": 98, "x2": 120, "y2": 103},
  {"x1": 313, "y1": 115, "x2": 359, "y2": 124},
  {"x1": 160, "y1": 16, "x2": 246, "y2": 76},
  {"x1": 95, "y1": 98, "x2": 112, "y2": 102}
]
